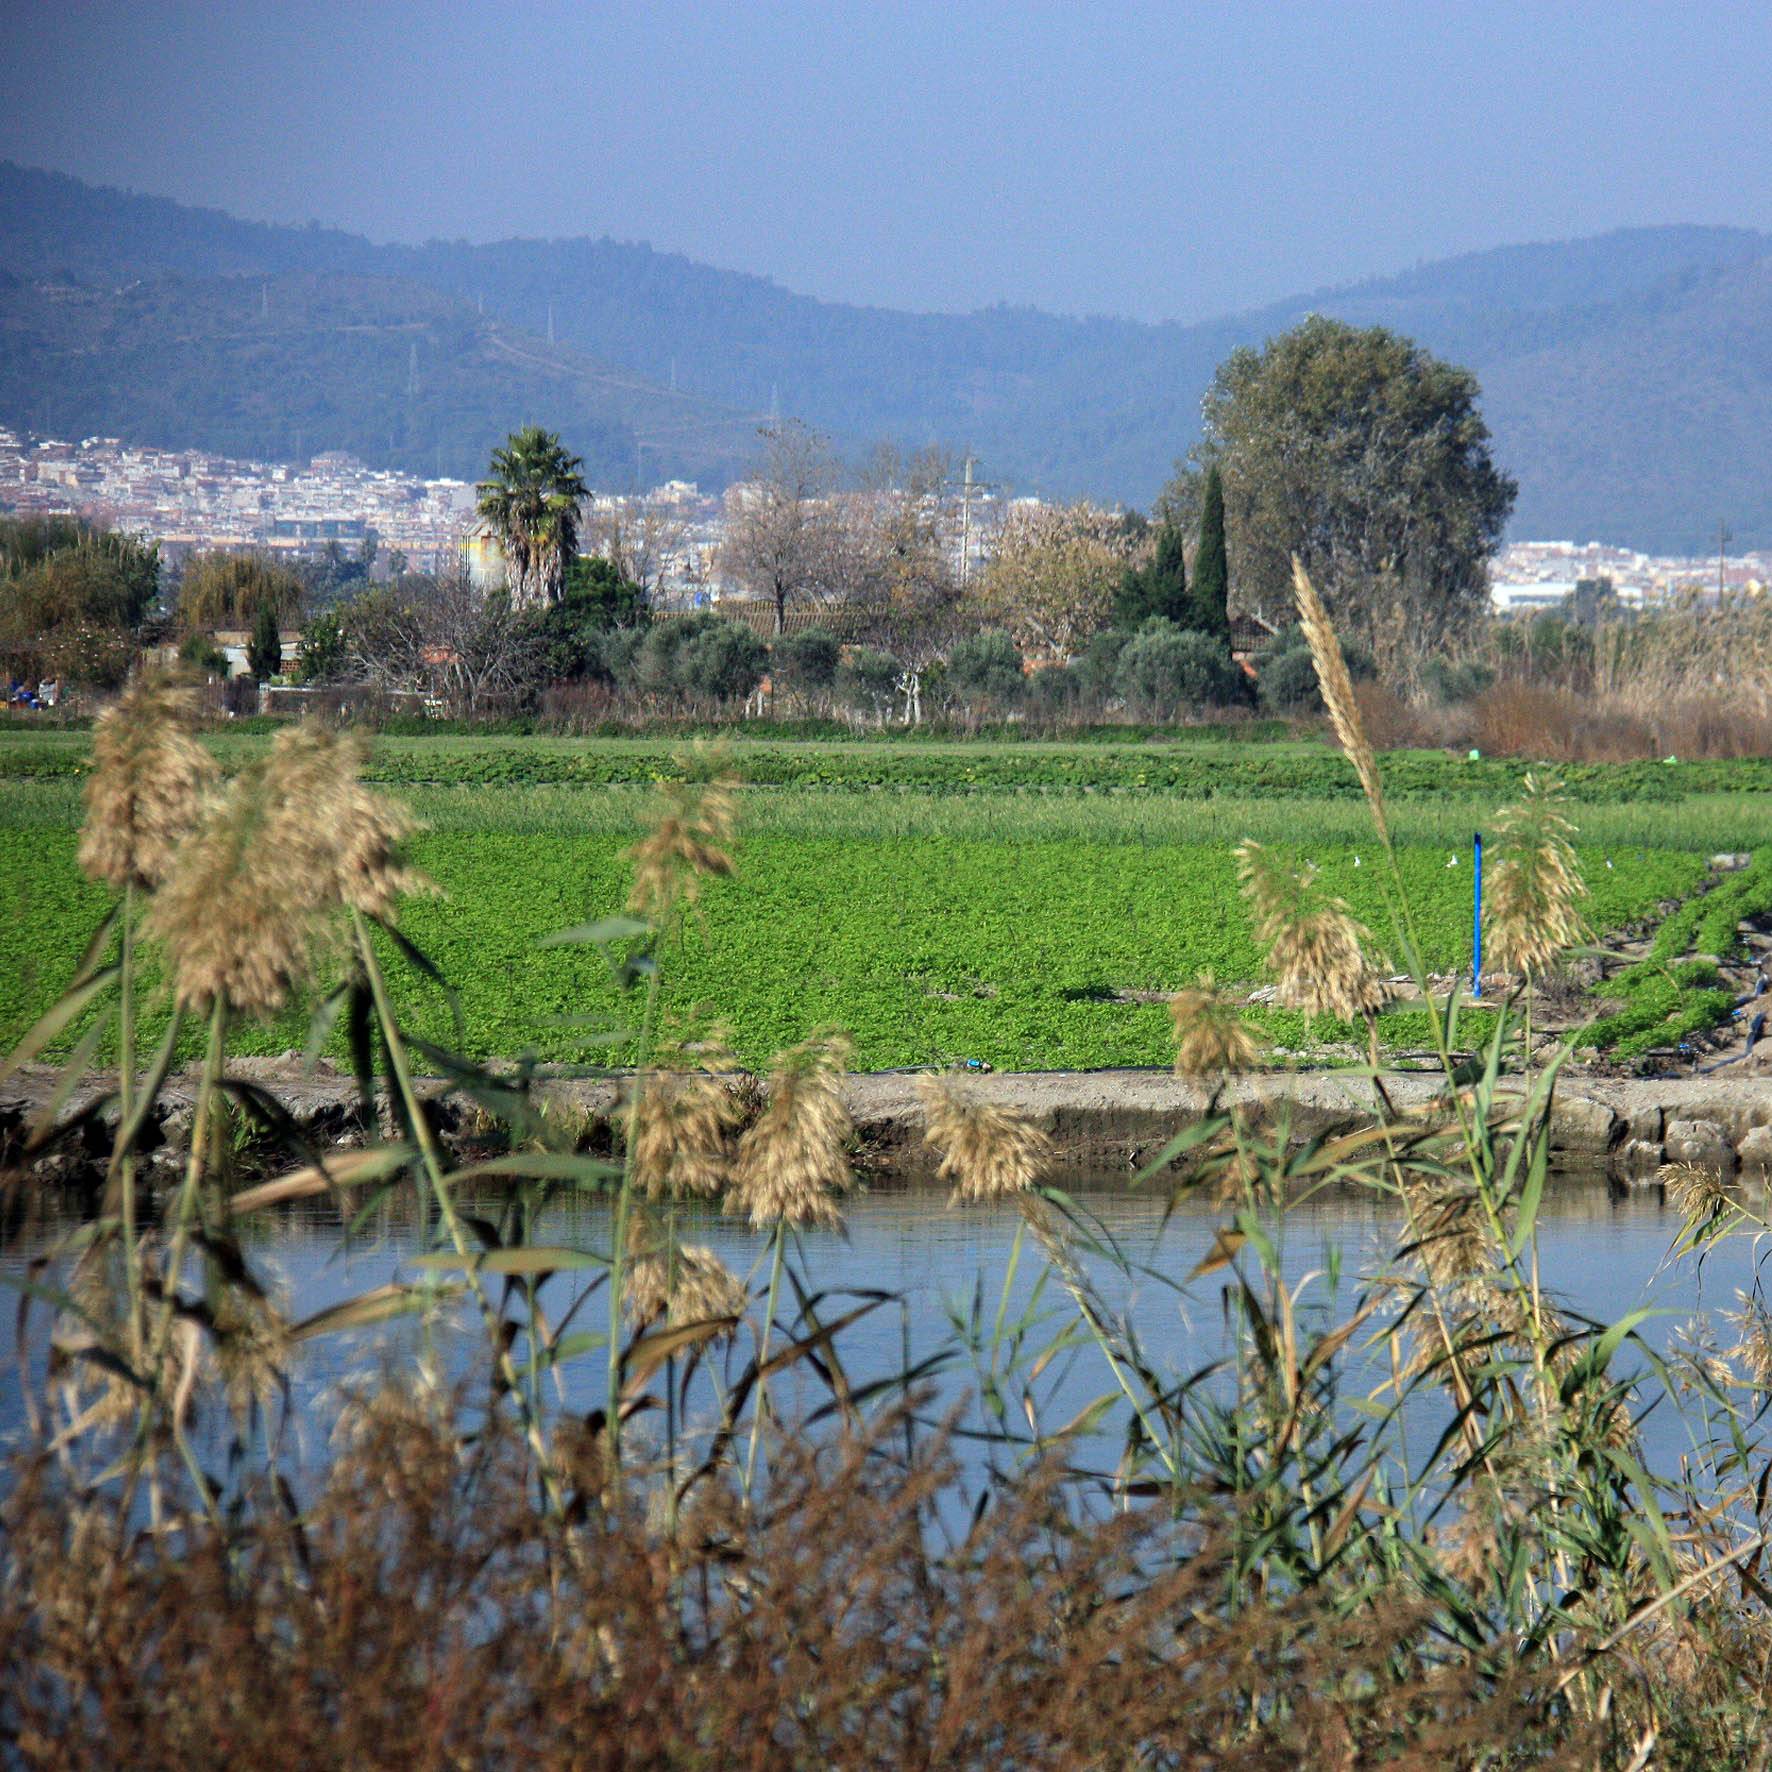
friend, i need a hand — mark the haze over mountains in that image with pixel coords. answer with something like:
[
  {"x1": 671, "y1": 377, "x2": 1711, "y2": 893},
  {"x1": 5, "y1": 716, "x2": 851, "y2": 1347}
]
[{"x1": 3, "y1": 161, "x2": 1770, "y2": 552}]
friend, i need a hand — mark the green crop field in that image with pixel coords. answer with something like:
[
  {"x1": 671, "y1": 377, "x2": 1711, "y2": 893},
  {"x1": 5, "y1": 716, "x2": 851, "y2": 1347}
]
[{"x1": 0, "y1": 728, "x2": 1746, "y2": 1070}]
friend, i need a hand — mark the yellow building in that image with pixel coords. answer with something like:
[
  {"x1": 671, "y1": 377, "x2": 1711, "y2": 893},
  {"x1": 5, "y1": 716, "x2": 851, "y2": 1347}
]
[{"x1": 463, "y1": 519, "x2": 506, "y2": 592}]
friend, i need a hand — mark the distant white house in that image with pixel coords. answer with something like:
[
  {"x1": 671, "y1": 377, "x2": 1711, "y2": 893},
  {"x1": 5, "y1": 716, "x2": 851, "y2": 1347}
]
[{"x1": 1490, "y1": 579, "x2": 1577, "y2": 613}]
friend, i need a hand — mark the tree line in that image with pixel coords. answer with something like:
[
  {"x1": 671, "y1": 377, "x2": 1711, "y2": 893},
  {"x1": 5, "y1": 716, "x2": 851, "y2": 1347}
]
[{"x1": 6, "y1": 316, "x2": 1524, "y2": 723}]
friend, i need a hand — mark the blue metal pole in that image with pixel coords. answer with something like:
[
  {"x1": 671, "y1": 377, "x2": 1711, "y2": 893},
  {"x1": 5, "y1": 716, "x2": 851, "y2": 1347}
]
[{"x1": 1472, "y1": 831, "x2": 1483, "y2": 998}]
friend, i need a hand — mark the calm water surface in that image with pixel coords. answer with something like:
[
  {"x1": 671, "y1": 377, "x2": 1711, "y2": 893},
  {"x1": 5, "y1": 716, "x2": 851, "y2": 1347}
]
[{"x1": 4, "y1": 1178, "x2": 1765, "y2": 1479}]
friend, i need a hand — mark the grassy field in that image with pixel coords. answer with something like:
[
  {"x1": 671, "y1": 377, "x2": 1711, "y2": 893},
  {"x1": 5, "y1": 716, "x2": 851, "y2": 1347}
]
[{"x1": 0, "y1": 728, "x2": 1739, "y2": 1069}]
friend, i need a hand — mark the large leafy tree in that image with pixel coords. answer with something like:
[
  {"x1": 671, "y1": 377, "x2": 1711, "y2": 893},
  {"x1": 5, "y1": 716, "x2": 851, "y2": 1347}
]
[
  {"x1": 0, "y1": 517, "x2": 159, "y2": 629},
  {"x1": 477, "y1": 426, "x2": 589, "y2": 611},
  {"x1": 0, "y1": 517, "x2": 160, "y2": 687},
  {"x1": 525, "y1": 556, "x2": 649, "y2": 684},
  {"x1": 1199, "y1": 317, "x2": 1515, "y2": 666}
]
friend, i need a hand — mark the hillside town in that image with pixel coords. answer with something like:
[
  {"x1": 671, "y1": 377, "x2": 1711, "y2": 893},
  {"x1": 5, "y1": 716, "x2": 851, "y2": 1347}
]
[{"x1": 4, "y1": 424, "x2": 1762, "y2": 612}]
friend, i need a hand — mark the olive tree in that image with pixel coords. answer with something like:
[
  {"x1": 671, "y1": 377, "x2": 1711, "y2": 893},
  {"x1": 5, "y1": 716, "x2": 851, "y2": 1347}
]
[
  {"x1": 1113, "y1": 619, "x2": 1249, "y2": 720},
  {"x1": 946, "y1": 629, "x2": 1025, "y2": 710},
  {"x1": 634, "y1": 614, "x2": 766, "y2": 706}
]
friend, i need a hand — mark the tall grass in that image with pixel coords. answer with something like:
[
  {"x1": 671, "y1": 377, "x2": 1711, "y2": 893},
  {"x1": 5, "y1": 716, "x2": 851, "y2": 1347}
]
[{"x1": 6, "y1": 640, "x2": 1772, "y2": 1765}]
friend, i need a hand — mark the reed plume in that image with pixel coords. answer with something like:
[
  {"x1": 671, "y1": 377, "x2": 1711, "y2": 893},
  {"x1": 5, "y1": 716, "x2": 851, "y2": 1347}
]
[
  {"x1": 1293, "y1": 558, "x2": 1389, "y2": 848},
  {"x1": 626, "y1": 1026, "x2": 744, "y2": 1200},
  {"x1": 629, "y1": 1071, "x2": 743, "y2": 1200},
  {"x1": 258, "y1": 725, "x2": 427, "y2": 922},
  {"x1": 146, "y1": 755, "x2": 324, "y2": 1017},
  {"x1": 627, "y1": 743, "x2": 737, "y2": 923},
  {"x1": 147, "y1": 722, "x2": 425, "y2": 1016},
  {"x1": 209, "y1": 1285, "x2": 293, "y2": 1419},
  {"x1": 918, "y1": 1072, "x2": 1051, "y2": 1204},
  {"x1": 1399, "y1": 1177, "x2": 1490, "y2": 1299},
  {"x1": 1237, "y1": 840, "x2": 1392, "y2": 1022},
  {"x1": 624, "y1": 1232, "x2": 748, "y2": 1332},
  {"x1": 1660, "y1": 1162, "x2": 1734, "y2": 1229},
  {"x1": 1169, "y1": 972, "x2": 1260, "y2": 1077},
  {"x1": 727, "y1": 1030, "x2": 854, "y2": 1231},
  {"x1": 1725, "y1": 1293, "x2": 1772, "y2": 1390},
  {"x1": 77, "y1": 673, "x2": 216, "y2": 892},
  {"x1": 1484, "y1": 773, "x2": 1589, "y2": 980}
]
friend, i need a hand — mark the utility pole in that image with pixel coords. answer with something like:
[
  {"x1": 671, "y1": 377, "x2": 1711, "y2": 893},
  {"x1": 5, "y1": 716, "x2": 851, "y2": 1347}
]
[
  {"x1": 407, "y1": 340, "x2": 419, "y2": 398},
  {"x1": 959, "y1": 456, "x2": 975, "y2": 590},
  {"x1": 958, "y1": 455, "x2": 993, "y2": 590},
  {"x1": 1719, "y1": 518, "x2": 1732, "y2": 599},
  {"x1": 547, "y1": 301, "x2": 555, "y2": 346}
]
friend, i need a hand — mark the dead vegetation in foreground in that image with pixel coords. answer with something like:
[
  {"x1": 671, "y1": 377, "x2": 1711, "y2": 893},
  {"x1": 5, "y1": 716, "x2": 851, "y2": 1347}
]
[{"x1": 3, "y1": 1402, "x2": 1619, "y2": 1772}]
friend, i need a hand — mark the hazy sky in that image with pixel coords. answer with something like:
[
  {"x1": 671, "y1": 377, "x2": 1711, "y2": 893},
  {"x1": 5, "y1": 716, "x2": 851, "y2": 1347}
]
[{"x1": 6, "y1": 0, "x2": 1772, "y2": 322}]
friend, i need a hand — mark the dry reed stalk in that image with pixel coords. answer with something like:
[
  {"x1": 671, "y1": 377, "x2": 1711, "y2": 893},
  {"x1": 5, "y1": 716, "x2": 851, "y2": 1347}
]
[
  {"x1": 1169, "y1": 973, "x2": 1261, "y2": 1077},
  {"x1": 727, "y1": 1031, "x2": 854, "y2": 1231},
  {"x1": 626, "y1": 744, "x2": 738, "y2": 922},
  {"x1": 78, "y1": 673, "x2": 216, "y2": 892},
  {"x1": 1293, "y1": 558, "x2": 1390, "y2": 848},
  {"x1": 0, "y1": 1399, "x2": 1607, "y2": 1768},
  {"x1": 1594, "y1": 590, "x2": 1772, "y2": 714},
  {"x1": 917, "y1": 1072, "x2": 1052, "y2": 1204},
  {"x1": 1236, "y1": 840, "x2": 1393, "y2": 1022},
  {"x1": 1485, "y1": 773, "x2": 1589, "y2": 980}
]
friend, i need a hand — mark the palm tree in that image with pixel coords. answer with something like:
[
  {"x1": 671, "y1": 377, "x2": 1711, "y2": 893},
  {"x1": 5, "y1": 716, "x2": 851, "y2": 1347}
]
[{"x1": 476, "y1": 427, "x2": 588, "y2": 610}]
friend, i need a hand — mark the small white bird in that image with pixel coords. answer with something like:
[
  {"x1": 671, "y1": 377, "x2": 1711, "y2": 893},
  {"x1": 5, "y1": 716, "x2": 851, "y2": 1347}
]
[
  {"x1": 1352, "y1": 854, "x2": 1362, "y2": 867},
  {"x1": 1605, "y1": 856, "x2": 1614, "y2": 870},
  {"x1": 1445, "y1": 853, "x2": 1459, "y2": 868}
]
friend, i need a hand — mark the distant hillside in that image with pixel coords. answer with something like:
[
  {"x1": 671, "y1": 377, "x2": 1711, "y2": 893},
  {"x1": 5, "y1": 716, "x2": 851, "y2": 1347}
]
[
  {"x1": 4, "y1": 161, "x2": 1772, "y2": 548},
  {"x1": 0, "y1": 263, "x2": 761, "y2": 487}
]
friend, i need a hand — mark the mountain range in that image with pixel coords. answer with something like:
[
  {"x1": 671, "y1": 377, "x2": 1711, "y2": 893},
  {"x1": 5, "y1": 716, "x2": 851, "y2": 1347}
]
[{"x1": 3, "y1": 161, "x2": 1771, "y2": 551}]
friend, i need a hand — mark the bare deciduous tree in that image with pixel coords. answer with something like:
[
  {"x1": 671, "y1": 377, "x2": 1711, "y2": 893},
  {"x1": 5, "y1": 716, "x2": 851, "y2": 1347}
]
[
  {"x1": 343, "y1": 573, "x2": 542, "y2": 717},
  {"x1": 582, "y1": 499, "x2": 688, "y2": 605},
  {"x1": 838, "y1": 444, "x2": 967, "y2": 723},
  {"x1": 717, "y1": 422, "x2": 842, "y2": 633}
]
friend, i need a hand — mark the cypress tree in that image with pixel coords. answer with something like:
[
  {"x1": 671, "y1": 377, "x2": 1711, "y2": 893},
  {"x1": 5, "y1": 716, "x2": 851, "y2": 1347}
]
[
  {"x1": 247, "y1": 595, "x2": 282, "y2": 681},
  {"x1": 1114, "y1": 521, "x2": 1190, "y2": 626},
  {"x1": 1189, "y1": 465, "x2": 1230, "y2": 643}
]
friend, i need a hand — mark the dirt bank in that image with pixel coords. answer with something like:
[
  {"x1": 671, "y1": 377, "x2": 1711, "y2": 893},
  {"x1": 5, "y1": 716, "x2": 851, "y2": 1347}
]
[{"x1": 8, "y1": 1059, "x2": 1772, "y2": 1191}]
